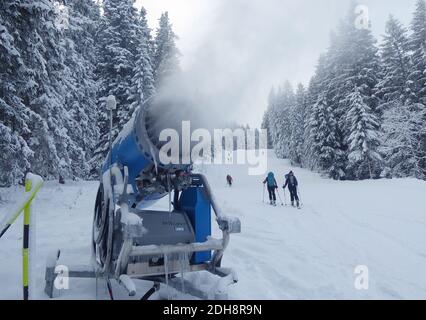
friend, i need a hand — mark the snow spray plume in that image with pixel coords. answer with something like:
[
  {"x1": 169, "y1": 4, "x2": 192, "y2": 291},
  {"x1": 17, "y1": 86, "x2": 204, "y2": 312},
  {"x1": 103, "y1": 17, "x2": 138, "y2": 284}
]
[{"x1": 145, "y1": 74, "x2": 223, "y2": 154}]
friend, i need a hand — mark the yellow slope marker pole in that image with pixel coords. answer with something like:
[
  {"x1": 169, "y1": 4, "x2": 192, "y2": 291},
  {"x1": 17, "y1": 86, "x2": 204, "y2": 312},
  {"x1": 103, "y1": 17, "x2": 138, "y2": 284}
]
[
  {"x1": 23, "y1": 178, "x2": 32, "y2": 300},
  {"x1": 0, "y1": 173, "x2": 42, "y2": 300}
]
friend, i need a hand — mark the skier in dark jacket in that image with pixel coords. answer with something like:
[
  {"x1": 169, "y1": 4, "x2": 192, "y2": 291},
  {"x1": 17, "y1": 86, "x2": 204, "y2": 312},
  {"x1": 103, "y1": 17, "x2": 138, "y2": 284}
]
[
  {"x1": 283, "y1": 171, "x2": 300, "y2": 208},
  {"x1": 226, "y1": 174, "x2": 233, "y2": 187},
  {"x1": 263, "y1": 172, "x2": 278, "y2": 206}
]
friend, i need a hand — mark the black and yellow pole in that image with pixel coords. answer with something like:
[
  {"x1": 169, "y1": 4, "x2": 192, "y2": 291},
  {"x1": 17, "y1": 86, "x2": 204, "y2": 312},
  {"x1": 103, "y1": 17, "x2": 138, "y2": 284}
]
[
  {"x1": 0, "y1": 173, "x2": 42, "y2": 300},
  {"x1": 23, "y1": 178, "x2": 32, "y2": 300}
]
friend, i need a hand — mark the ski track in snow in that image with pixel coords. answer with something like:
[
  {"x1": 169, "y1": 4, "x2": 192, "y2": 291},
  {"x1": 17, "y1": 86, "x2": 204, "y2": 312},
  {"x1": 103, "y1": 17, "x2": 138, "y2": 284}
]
[{"x1": 0, "y1": 152, "x2": 426, "y2": 299}]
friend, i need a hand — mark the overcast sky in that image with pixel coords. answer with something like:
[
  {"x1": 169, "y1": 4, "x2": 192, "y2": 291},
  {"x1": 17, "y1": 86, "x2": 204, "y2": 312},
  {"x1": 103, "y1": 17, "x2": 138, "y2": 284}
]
[{"x1": 135, "y1": 0, "x2": 417, "y2": 127}]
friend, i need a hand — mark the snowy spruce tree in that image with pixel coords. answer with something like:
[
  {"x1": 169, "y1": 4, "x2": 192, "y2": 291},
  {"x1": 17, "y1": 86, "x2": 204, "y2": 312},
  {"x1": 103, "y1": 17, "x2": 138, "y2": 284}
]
[
  {"x1": 407, "y1": 0, "x2": 426, "y2": 177},
  {"x1": 62, "y1": 0, "x2": 101, "y2": 178},
  {"x1": 0, "y1": 0, "x2": 35, "y2": 186},
  {"x1": 311, "y1": 94, "x2": 346, "y2": 180},
  {"x1": 288, "y1": 84, "x2": 307, "y2": 166},
  {"x1": 280, "y1": 83, "x2": 296, "y2": 158},
  {"x1": 1, "y1": 0, "x2": 102, "y2": 184},
  {"x1": 377, "y1": 15, "x2": 424, "y2": 178},
  {"x1": 263, "y1": 88, "x2": 281, "y2": 151},
  {"x1": 305, "y1": 94, "x2": 324, "y2": 171},
  {"x1": 265, "y1": 83, "x2": 295, "y2": 159},
  {"x1": 381, "y1": 0, "x2": 426, "y2": 180},
  {"x1": 377, "y1": 16, "x2": 412, "y2": 109},
  {"x1": 308, "y1": 34, "x2": 351, "y2": 178},
  {"x1": 127, "y1": 7, "x2": 155, "y2": 121},
  {"x1": 10, "y1": 0, "x2": 78, "y2": 181},
  {"x1": 337, "y1": 8, "x2": 381, "y2": 125},
  {"x1": 327, "y1": 7, "x2": 382, "y2": 180},
  {"x1": 407, "y1": 0, "x2": 426, "y2": 105},
  {"x1": 91, "y1": 0, "x2": 140, "y2": 175},
  {"x1": 306, "y1": 6, "x2": 381, "y2": 179},
  {"x1": 302, "y1": 55, "x2": 330, "y2": 170},
  {"x1": 153, "y1": 12, "x2": 181, "y2": 87},
  {"x1": 381, "y1": 104, "x2": 426, "y2": 179},
  {"x1": 261, "y1": 112, "x2": 274, "y2": 149},
  {"x1": 346, "y1": 89, "x2": 382, "y2": 179},
  {"x1": 263, "y1": 89, "x2": 278, "y2": 153}
]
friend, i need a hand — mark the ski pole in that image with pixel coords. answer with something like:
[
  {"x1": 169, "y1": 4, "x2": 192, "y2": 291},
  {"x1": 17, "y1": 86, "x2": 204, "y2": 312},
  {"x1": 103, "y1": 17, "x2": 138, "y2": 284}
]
[
  {"x1": 276, "y1": 188, "x2": 284, "y2": 206},
  {"x1": 297, "y1": 186, "x2": 303, "y2": 206},
  {"x1": 262, "y1": 184, "x2": 266, "y2": 204},
  {"x1": 106, "y1": 277, "x2": 114, "y2": 300},
  {"x1": 283, "y1": 188, "x2": 288, "y2": 206}
]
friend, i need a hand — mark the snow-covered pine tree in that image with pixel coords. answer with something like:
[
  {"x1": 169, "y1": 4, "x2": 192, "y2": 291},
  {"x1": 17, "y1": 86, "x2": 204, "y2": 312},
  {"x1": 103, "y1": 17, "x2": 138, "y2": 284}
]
[
  {"x1": 1, "y1": 0, "x2": 103, "y2": 184},
  {"x1": 303, "y1": 55, "x2": 330, "y2": 170},
  {"x1": 303, "y1": 31, "x2": 349, "y2": 175},
  {"x1": 308, "y1": 32, "x2": 351, "y2": 176},
  {"x1": 0, "y1": 0, "x2": 35, "y2": 186},
  {"x1": 346, "y1": 89, "x2": 382, "y2": 179},
  {"x1": 153, "y1": 12, "x2": 181, "y2": 88},
  {"x1": 328, "y1": 6, "x2": 381, "y2": 178},
  {"x1": 261, "y1": 111, "x2": 273, "y2": 149},
  {"x1": 264, "y1": 88, "x2": 279, "y2": 153},
  {"x1": 407, "y1": 0, "x2": 426, "y2": 105},
  {"x1": 407, "y1": 0, "x2": 426, "y2": 177},
  {"x1": 376, "y1": 15, "x2": 425, "y2": 179},
  {"x1": 377, "y1": 16, "x2": 412, "y2": 110},
  {"x1": 283, "y1": 82, "x2": 296, "y2": 159},
  {"x1": 322, "y1": 29, "x2": 349, "y2": 128},
  {"x1": 91, "y1": 0, "x2": 140, "y2": 175},
  {"x1": 381, "y1": 103, "x2": 426, "y2": 179},
  {"x1": 269, "y1": 93, "x2": 286, "y2": 157},
  {"x1": 288, "y1": 84, "x2": 307, "y2": 166},
  {"x1": 127, "y1": 7, "x2": 155, "y2": 122},
  {"x1": 139, "y1": 6, "x2": 155, "y2": 66},
  {"x1": 62, "y1": 0, "x2": 100, "y2": 178},
  {"x1": 305, "y1": 94, "x2": 323, "y2": 171},
  {"x1": 269, "y1": 82, "x2": 295, "y2": 159},
  {"x1": 316, "y1": 94, "x2": 346, "y2": 180},
  {"x1": 263, "y1": 88, "x2": 281, "y2": 151},
  {"x1": 10, "y1": 0, "x2": 79, "y2": 181}
]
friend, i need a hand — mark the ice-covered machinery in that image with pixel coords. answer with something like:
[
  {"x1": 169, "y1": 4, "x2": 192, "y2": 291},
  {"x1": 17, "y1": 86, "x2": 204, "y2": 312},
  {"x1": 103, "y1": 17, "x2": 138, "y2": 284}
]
[{"x1": 87, "y1": 95, "x2": 241, "y2": 299}]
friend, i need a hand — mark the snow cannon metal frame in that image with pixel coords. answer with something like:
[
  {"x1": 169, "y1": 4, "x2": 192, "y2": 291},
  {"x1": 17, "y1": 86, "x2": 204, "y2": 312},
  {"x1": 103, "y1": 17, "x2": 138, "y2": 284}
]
[{"x1": 44, "y1": 97, "x2": 241, "y2": 300}]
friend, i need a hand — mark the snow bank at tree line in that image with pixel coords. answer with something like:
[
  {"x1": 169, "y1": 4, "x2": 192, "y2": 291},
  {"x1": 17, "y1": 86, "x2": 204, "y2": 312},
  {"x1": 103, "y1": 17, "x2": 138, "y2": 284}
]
[{"x1": 0, "y1": 152, "x2": 425, "y2": 299}]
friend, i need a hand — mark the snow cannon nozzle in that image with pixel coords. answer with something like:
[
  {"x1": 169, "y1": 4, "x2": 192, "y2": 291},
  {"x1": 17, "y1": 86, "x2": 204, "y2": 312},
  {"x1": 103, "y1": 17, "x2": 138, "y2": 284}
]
[{"x1": 102, "y1": 95, "x2": 203, "y2": 208}]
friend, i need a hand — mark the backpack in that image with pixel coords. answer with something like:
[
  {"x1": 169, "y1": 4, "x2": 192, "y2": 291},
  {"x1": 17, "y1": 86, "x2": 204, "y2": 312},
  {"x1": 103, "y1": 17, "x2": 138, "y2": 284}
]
[{"x1": 267, "y1": 172, "x2": 275, "y2": 187}]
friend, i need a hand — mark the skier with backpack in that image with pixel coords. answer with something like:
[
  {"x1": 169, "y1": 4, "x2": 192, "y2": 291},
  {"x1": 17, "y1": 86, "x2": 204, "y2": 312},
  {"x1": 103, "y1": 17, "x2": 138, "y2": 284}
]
[
  {"x1": 283, "y1": 171, "x2": 300, "y2": 208},
  {"x1": 263, "y1": 172, "x2": 278, "y2": 206}
]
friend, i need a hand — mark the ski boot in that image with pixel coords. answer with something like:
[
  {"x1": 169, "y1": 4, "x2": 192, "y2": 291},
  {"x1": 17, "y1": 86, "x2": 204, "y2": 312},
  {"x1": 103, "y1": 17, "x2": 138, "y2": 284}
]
[
  {"x1": 291, "y1": 201, "x2": 295, "y2": 207},
  {"x1": 296, "y1": 200, "x2": 300, "y2": 209}
]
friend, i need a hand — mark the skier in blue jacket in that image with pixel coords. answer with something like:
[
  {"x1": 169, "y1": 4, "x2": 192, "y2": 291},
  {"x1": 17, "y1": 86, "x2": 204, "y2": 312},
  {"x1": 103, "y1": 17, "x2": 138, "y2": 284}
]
[
  {"x1": 283, "y1": 171, "x2": 300, "y2": 208},
  {"x1": 263, "y1": 172, "x2": 278, "y2": 206}
]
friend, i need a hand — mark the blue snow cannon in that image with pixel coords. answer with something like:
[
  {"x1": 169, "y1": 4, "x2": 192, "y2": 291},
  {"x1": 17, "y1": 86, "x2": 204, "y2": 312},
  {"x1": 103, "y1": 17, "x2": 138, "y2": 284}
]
[
  {"x1": 92, "y1": 95, "x2": 241, "y2": 300},
  {"x1": 101, "y1": 95, "x2": 191, "y2": 208}
]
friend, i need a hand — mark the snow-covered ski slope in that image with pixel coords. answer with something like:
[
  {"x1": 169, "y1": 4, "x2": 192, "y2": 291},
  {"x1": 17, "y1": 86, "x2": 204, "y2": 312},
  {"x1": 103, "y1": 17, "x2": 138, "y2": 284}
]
[{"x1": 1, "y1": 152, "x2": 425, "y2": 299}]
